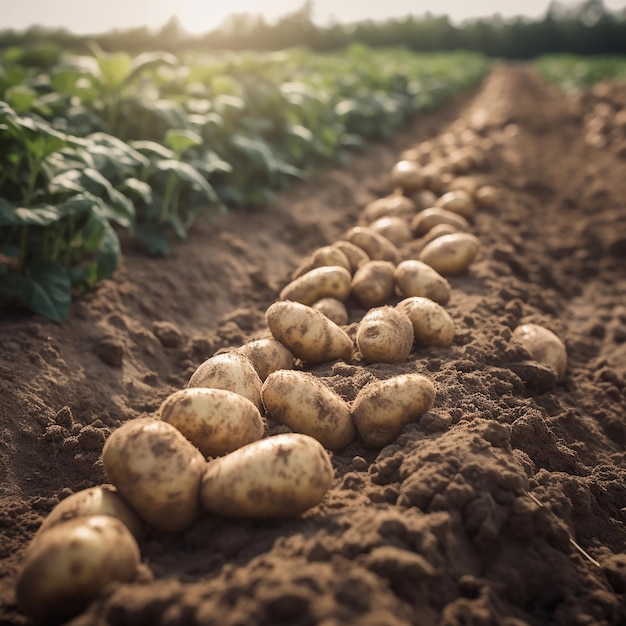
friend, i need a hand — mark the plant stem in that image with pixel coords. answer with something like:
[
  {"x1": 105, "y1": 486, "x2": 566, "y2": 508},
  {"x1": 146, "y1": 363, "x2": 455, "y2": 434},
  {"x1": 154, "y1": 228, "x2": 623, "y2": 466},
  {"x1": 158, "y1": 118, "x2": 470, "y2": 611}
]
[{"x1": 159, "y1": 171, "x2": 177, "y2": 224}]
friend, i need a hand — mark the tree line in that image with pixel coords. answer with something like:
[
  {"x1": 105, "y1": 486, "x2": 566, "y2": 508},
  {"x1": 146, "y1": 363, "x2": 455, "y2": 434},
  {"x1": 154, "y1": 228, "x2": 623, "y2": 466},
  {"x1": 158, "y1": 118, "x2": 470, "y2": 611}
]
[{"x1": 1, "y1": 0, "x2": 625, "y2": 65}]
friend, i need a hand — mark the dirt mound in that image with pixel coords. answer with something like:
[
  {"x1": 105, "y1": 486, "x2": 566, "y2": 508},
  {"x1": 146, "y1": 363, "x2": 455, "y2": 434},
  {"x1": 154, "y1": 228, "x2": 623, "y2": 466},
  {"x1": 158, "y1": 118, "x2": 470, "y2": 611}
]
[{"x1": 1, "y1": 64, "x2": 625, "y2": 626}]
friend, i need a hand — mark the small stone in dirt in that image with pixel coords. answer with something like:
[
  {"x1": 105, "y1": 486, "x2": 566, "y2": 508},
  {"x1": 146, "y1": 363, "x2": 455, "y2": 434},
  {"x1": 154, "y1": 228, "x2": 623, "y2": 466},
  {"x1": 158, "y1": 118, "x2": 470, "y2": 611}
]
[
  {"x1": 508, "y1": 360, "x2": 557, "y2": 393},
  {"x1": 152, "y1": 321, "x2": 184, "y2": 348},
  {"x1": 352, "y1": 456, "x2": 368, "y2": 471},
  {"x1": 79, "y1": 426, "x2": 106, "y2": 451},
  {"x1": 97, "y1": 337, "x2": 125, "y2": 367}
]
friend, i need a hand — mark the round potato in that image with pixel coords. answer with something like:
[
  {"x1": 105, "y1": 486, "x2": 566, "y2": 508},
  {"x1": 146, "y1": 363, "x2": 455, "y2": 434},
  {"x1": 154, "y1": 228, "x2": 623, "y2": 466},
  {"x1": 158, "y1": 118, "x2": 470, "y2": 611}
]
[
  {"x1": 331, "y1": 240, "x2": 370, "y2": 273},
  {"x1": 512, "y1": 323, "x2": 567, "y2": 381},
  {"x1": 187, "y1": 352, "x2": 263, "y2": 410},
  {"x1": 418, "y1": 232, "x2": 480, "y2": 276},
  {"x1": 360, "y1": 191, "x2": 416, "y2": 225},
  {"x1": 266, "y1": 300, "x2": 353, "y2": 365},
  {"x1": 350, "y1": 260, "x2": 396, "y2": 309},
  {"x1": 421, "y1": 223, "x2": 459, "y2": 245},
  {"x1": 312, "y1": 297, "x2": 349, "y2": 326},
  {"x1": 352, "y1": 374, "x2": 436, "y2": 449},
  {"x1": 475, "y1": 185, "x2": 499, "y2": 208},
  {"x1": 262, "y1": 370, "x2": 356, "y2": 451},
  {"x1": 434, "y1": 189, "x2": 476, "y2": 220},
  {"x1": 410, "y1": 207, "x2": 470, "y2": 237},
  {"x1": 394, "y1": 260, "x2": 451, "y2": 306},
  {"x1": 356, "y1": 306, "x2": 414, "y2": 364},
  {"x1": 102, "y1": 418, "x2": 205, "y2": 533},
  {"x1": 397, "y1": 296, "x2": 455, "y2": 347},
  {"x1": 200, "y1": 433, "x2": 334, "y2": 518},
  {"x1": 237, "y1": 337, "x2": 295, "y2": 381},
  {"x1": 343, "y1": 227, "x2": 400, "y2": 265},
  {"x1": 369, "y1": 216, "x2": 413, "y2": 246},
  {"x1": 36, "y1": 485, "x2": 144, "y2": 541},
  {"x1": 17, "y1": 516, "x2": 140, "y2": 625},
  {"x1": 280, "y1": 265, "x2": 352, "y2": 306},
  {"x1": 291, "y1": 245, "x2": 351, "y2": 279},
  {"x1": 411, "y1": 189, "x2": 438, "y2": 211},
  {"x1": 159, "y1": 387, "x2": 264, "y2": 457},
  {"x1": 391, "y1": 160, "x2": 424, "y2": 192}
]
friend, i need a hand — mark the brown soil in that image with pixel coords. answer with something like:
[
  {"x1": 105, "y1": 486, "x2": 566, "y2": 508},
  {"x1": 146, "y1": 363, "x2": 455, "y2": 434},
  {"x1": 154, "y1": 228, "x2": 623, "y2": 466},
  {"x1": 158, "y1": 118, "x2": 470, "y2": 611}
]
[{"x1": 2, "y1": 63, "x2": 626, "y2": 626}]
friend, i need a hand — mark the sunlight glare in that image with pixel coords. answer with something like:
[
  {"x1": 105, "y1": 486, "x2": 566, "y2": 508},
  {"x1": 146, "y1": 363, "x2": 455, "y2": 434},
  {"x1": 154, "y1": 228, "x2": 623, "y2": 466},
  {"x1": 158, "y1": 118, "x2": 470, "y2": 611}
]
[{"x1": 174, "y1": 0, "x2": 279, "y2": 34}]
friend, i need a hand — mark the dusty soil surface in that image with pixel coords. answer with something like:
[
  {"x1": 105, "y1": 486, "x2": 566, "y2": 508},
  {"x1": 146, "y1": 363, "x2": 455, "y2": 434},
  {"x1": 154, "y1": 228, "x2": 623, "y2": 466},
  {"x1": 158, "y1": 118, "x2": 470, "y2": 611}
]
[{"x1": 1, "y1": 63, "x2": 626, "y2": 626}]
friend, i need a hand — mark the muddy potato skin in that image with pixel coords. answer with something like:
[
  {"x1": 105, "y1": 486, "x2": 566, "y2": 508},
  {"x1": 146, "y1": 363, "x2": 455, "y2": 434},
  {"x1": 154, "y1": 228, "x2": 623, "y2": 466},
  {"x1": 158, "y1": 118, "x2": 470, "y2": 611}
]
[
  {"x1": 280, "y1": 265, "x2": 352, "y2": 306},
  {"x1": 331, "y1": 240, "x2": 370, "y2": 273},
  {"x1": 360, "y1": 192, "x2": 416, "y2": 225},
  {"x1": 418, "y1": 232, "x2": 480, "y2": 276},
  {"x1": 36, "y1": 485, "x2": 144, "y2": 541},
  {"x1": 187, "y1": 352, "x2": 263, "y2": 409},
  {"x1": 351, "y1": 260, "x2": 396, "y2": 309},
  {"x1": 102, "y1": 418, "x2": 205, "y2": 533},
  {"x1": 200, "y1": 433, "x2": 334, "y2": 518},
  {"x1": 352, "y1": 374, "x2": 436, "y2": 449},
  {"x1": 512, "y1": 323, "x2": 567, "y2": 381},
  {"x1": 262, "y1": 370, "x2": 356, "y2": 452},
  {"x1": 344, "y1": 227, "x2": 400, "y2": 265},
  {"x1": 356, "y1": 307, "x2": 414, "y2": 364},
  {"x1": 397, "y1": 296, "x2": 455, "y2": 347},
  {"x1": 159, "y1": 387, "x2": 264, "y2": 457},
  {"x1": 237, "y1": 338, "x2": 294, "y2": 381},
  {"x1": 369, "y1": 216, "x2": 413, "y2": 245},
  {"x1": 394, "y1": 260, "x2": 451, "y2": 306},
  {"x1": 17, "y1": 516, "x2": 140, "y2": 625},
  {"x1": 291, "y1": 246, "x2": 351, "y2": 279},
  {"x1": 266, "y1": 300, "x2": 353, "y2": 365},
  {"x1": 434, "y1": 189, "x2": 476, "y2": 220},
  {"x1": 312, "y1": 297, "x2": 349, "y2": 326},
  {"x1": 410, "y1": 207, "x2": 470, "y2": 237}
]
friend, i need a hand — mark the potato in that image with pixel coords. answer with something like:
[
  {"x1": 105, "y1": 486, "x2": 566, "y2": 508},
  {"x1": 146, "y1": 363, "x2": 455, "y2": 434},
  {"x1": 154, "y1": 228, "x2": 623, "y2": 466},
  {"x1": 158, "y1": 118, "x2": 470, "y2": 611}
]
[
  {"x1": 266, "y1": 300, "x2": 353, "y2": 364},
  {"x1": 187, "y1": 352, "x2": 263, "y2": 409},
  {"x1": 434, "y1": 189, "x2": 476, "y2": 220},
  {"x1": 411, "y1": 189, "x2": 438, "y2": 211},
  {"x1": 475, "y1": 184, "x2": 499, "y2": 208},
  {"x1": 391, "y1": 159, "x2": 425, "y2": 192},
  {"x1": 397, "y1": 296, "x2": 455, "y2": 347},
  {"x1": 352, "y1": 374, "x2": 435, "y2": 449},
  {"x1": 369, "y1": 216, "x2": 413, "y2": 246},
  {"x1": 418, "y1": 232, "x2": 480, "y2": 276},
  {"x1": 36, "y1": 485, "x2": 144, "y2": 541},
  {"x1": 291, "y1": 245, "x2": 351, "y2": 279},
  {"x1": 356, "y1": 306, "x2": 414, "y2": 364},
  {"x1": 512, "y1": 323, "x2": 567, "y2": 381},
  {"x1": 159, "y1": 388, "x2": 264, "y2": 457},
  {"x1": 421, "y1": 223, "x2": 459, "y2": 245},
  {"x1": 343, "y1": 226, "x2": 400, "y2": 265},
  {"x1": 262, "y1": 370, "x2": 356, "y2": 451},
  {"x1": 410, "y1": 207, "x2": 470, "y2": 237},
  {"x1": 360, "y1": 191, "x2": 416, "y2": 225},
  {"x1": 447, "y1": 149, "x2": 475, "y2": 175},
  {"x1": 350, "y1": 260, "x2": 396, "y2": 309},
  {"x1": 448, "y1": 175, "x2": 479, "y2": 195},
  {"x1": 312, "y1": 297, "x2": 349, "y2": 326},
  {"x1": 102, "y1": 418, "x2": 205, "y2": 533},
  {"x1": 200, "y1": 433, "x2": 333, "y2": 518},
  {"x1": 280, "y1": 265, "x2": 352, "y2": 306},
  {"x1": 331, "y1": 240, "x2": 370, "y2": 273},
  {"x1": 17, "y1": 516, "x2": 140, "y2": 625},
  {"x1": 394, "y1": 260, "x2": 451, "y2": 306},
  {"x1": 237, "y1": 337, "x2": 294, "y2": 382}
]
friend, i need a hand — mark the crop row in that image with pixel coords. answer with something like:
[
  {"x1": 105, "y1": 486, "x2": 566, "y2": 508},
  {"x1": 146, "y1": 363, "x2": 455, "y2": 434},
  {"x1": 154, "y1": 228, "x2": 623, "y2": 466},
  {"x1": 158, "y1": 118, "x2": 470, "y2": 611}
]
[
  {"x1": 0, "y1": 45, "x2": 490, "y2": 321},
  {"x1": 536, "y1": 53, "x2": 626, "y2": 92}
]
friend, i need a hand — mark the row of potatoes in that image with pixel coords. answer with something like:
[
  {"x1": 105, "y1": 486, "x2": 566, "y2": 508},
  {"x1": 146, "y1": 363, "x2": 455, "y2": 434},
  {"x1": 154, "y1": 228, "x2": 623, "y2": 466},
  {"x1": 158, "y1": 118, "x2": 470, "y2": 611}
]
[{"x1": 15, "y1": 124, "x2": 567, "y2": 625}]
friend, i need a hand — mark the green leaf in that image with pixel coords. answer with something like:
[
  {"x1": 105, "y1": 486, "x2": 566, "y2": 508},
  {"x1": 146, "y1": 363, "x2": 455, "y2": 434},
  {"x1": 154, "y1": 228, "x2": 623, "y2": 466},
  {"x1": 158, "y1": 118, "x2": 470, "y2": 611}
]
[
  {"x1": 5, "y1": 85, "x2": 37, "y2": 113},
  {"x1": 165, "y1": 128, "x2": 203, "y2": 159},
  {"x1": 118, "y1": 178, "x2": 153, "y2": 205},
  {"x1": 129, "y1": 140, "x2": 175, "y2": 160},
  {"x1": 137, "y1": 224, "x2": 173, "y2": 257},
  {"x1": 96, "y1": 221, "x2": 120, "y2": 280},
  {"x1": 93, "y1": 48, "x2": 133, "y2": 91},
  {"x1": 87, "y1": 132, "x2": 150, "y2": 169},
  {"x1": 0, "y1": 199, "x2": 61, "y2": 227},
  {"x1": 18, "y1": 260, "x2": 72, "y2": 322},
  {"x1": 155, "y1": 159, "x2": 219, "y2": 203}
]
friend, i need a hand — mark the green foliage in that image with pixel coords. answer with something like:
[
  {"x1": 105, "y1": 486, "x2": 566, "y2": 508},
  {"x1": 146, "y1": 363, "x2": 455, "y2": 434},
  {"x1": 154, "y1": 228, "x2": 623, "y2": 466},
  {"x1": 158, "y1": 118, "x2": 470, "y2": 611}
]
[{"x1": 536, "y1": 54, "x2": 626, "y2": 92}]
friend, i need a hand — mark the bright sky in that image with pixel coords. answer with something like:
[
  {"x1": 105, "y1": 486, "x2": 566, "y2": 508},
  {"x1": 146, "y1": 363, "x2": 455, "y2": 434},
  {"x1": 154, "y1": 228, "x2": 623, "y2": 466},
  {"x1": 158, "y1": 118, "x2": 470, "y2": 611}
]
[{"x1": 3, "y1": 0, "x2": 625, "y2": 35}]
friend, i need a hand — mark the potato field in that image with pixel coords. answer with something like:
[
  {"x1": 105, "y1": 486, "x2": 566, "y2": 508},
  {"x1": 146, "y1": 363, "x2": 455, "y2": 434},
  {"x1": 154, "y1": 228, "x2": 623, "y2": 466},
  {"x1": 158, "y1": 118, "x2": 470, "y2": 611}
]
[{"x1": 1, "y1": 48, "x2": 626, "y2": 626}]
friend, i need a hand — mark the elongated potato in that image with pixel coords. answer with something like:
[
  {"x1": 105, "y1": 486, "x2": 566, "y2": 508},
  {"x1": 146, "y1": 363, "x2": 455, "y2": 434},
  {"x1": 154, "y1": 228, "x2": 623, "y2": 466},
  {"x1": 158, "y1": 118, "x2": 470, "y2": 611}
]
[
  {"x1": 394, "y1": 260, "x2": 451, "y2": 306},
  {"x1": 159, "y1": 387, "x2": 264, "y2": 457},
  {"x1": 351, "y1": 260, "x2": 396, "y2": 309},
  {"x1": 512, "y1": 323, "x2": 567, "y2": 381},
  {"x1": 331, "y1": 240, "x2": 370, "y2": 273},
  {"x1": 391, "y1": 160, "x2": 424, "y2": 192},
  {"x1": 369, "y1": 216, "x2": 413, "y2": 245},
  {"x1": 360, "y1": 191, "x2": 416, "y2": 225},
  {"x1": 356, "y1": 306, "x2": 414, "y2": 364},
  {"x1": 102, "y1": 418, "x2": 205, "y2": 533},
  {"x1": 237, "y1": 337, "x2": 294, "y2": 381},
  {"x1": 280, "y1": 265, "x2": 352, "y2": 305},
  {"x1": 200, "y1": 433, "x2": 334, "y2": 518},
  {"x1": 344, "y1": 227, "x2": 400, "y2": 265},
  {"x1": 266, "y1": 300, "x2": 353, "y2": 365},
  {"x1": 17, "y1": 516, "x2": 140, "y2": 625},
  {"x1": 475, "y1": 185, "x2": 499, "y2": 208},
  {"x1": 291, "y1": 245, "x2": 351, "y2": 279},
  {"x1": 36, "y1": 485, "x2": 144, "y2": 541},
  {"x1": 434, "y1": 189, "x2": 476, "y2": 220},
  {"x1": 352, "y1": 374, "x2": 436, "y2": 449},
  {"x1": 312, "y1": 297, "x2": 349, "y2": 326},
  {"x1": 262, "y1": 370, "x2": 356, "y2": 451},
  {"x1": 418, "y1": 232, "x2": 480, "y2": 276},
  {"x1": 397, "y1": 296, "x2": 455, "y2": 347},
  {"x1": 421, "y1": 223, "x2": 459, "y2": 245},
  {"x1": 411, "y1": 207, "x2": 470, "y2": 237},
  {"x1": 187, "y1": 352, "x2": 262, "y2": 410}
]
